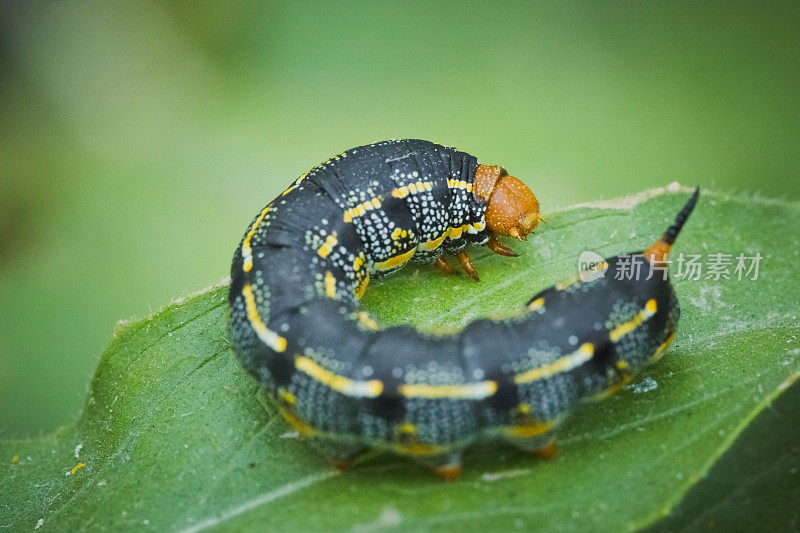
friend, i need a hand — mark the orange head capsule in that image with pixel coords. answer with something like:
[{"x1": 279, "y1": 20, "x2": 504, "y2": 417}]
[{"x1": 473, "y1": 164, "x2": 543, "y2": 240}]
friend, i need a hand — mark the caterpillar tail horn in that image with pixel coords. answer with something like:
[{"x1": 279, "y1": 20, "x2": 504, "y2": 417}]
[{"x1": 644, "y1": 187, "x2": 700, "y2": 264}]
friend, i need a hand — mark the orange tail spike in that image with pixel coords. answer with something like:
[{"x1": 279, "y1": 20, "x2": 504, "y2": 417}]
[{"x1": 644, "y1": 188, "x2": 700, "y2": 264}]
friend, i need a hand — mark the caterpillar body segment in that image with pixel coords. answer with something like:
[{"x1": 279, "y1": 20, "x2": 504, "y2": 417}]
[{"x1": 228, "y1": 139, "x2": 698, "y2": 480}]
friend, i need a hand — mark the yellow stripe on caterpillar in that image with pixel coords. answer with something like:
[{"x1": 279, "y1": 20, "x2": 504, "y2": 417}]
[
  {"x1": 591, "y1": 371, "x2": 634, "y2": 401},
  {"x1": 391, "y1": 181, "x2": 433, "y2": 198},
  {"x1": 650, "y1": 331, "x2": 676, "y2": 363},
  {"x1": 527, "y1": 297, "x2": 545, "y2": 312},
  {"x1": 418, "y1": 233, "x2": 447, "y2": 251},
  {"x1": 467, "y1": 220, "x2": 486, "y2": 234},
  {"x1": 317, "y1": 232, "x2": 338, "y2": 258},
  {"x1": 514, "y1": 343, "x2": 595, "y2": 384},
  {"x1": 503, "y1": 420, "x2": 553, "y2": 438},
  {"x1": 556, "y1": 275, "x2": 580, "y2": 291},
  {"x1": 354, "y1": 272, "x2": 370, "y2": 299},
  {"x1": 294, "y1": 355, "x2": 383, "y2": 398},
  {"x1": 241, "y1": 284, "x2": 287, "y2": 352},
  {"x1": 447, "y1": 224, "x2": 469, "y2": 239},
  {"x1": 281, "y1": 170, "x2": 310, "y2": 197},
  {"x1": 375, "y1": 247, "x2": 416, "y2": 271},
  {"x1": 398, "y1": 380, "x2": 498, "y2": 400},
  {"x1": 276, "y1": 389, "x2": 316, "y2": 436},
  {"x1": 343, "y1": 196, "x2": 383, "y2": 223},
  {"x1": 355, "y1": 311, "x2": 381, "y2": 331},
  {"x1": 353, "y1": 255, "x2": 365, "y2": 273},
  {"x1": 324, "y1": 271, "x2": 337, "y2": 299},
  {"x1": 391, "y1": 186, "x2": 409, "y2": 198},
  {"x1": 393, "y1": 441, "x2": 448, "y2": 457},
  {"x1": 447, "y1": 178, "x2": 472, "y2": 192},
  {"x1": 609, "y1": 299, "x2": 657, "y2": 342},
  {"x1": 241, "y1": 204, "x2": 271, "y2": 273},
  {"x1": 391, "y1": 228, "x2": 410, "y2": 241}
]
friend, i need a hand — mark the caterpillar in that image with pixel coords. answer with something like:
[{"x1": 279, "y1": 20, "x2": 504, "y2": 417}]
[{"x1": 228, "y1": 139, "x2": 699, "y2": 480}]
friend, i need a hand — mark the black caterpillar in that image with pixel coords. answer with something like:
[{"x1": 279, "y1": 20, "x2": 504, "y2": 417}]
[{"x1": 228, "y1": 139, "x2": 698, "y2": 480}]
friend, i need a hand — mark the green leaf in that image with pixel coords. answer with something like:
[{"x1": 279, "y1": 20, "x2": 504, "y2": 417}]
[
  {"x1": 1, "y1": 185, "x2": 798, "y2": 532},
  {"x1": 646, "y1": 379, "x2": 800, "y2": 532}
]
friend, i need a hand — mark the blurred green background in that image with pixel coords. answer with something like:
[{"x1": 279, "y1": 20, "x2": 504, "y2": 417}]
[{"x1": 0, "y1": 1, "x2": 798, "y2": 437}]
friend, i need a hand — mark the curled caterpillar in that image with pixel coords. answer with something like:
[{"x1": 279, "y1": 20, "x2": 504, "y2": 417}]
[{"x1": 228, "y1": 139, "x2": 699, "y2": 480}]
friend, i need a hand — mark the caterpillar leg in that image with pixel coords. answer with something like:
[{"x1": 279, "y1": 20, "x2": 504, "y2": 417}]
[
  {"x1": 487, "y1": 235, "x2": 519, "y2": 257},
  {"x1": 417, "y1": 452, "x2": 464, "y2": 482},
  {"x1": 435, "y1": 251, "x2": 480, "y2": 281},
  {"x1": 530, "y1": 440, "x2": 558, "y2": 460},
  {"x1": 503, "y1": 431, "x2": 559, "y2": 461},
  {"x1": 456, "y1": 250, "x2": 480, "y2": 281},
  {"x1": 311, "y1": 439, "x2": 366, "y2": 471},
  {"x1": 434, "y1": 463, "x2": 462, "y2": 482},
  {"x1": 433, "y1": 256, "x2": 457, "y2": 275}
]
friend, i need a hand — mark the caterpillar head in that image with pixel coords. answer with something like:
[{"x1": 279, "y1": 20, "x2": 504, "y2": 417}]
[{"x1": 473, "y1": 164, "x2": 543, "y2": 240}]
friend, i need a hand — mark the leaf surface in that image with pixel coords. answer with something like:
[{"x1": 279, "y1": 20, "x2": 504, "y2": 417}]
[{"x1": 1, "y1": 185, "x2": 798, "y2": 532}]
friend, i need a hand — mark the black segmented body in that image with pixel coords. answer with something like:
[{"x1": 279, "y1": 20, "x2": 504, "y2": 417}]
[{"x1": 228, "y1": 139, "x2": 691, "y2": 468}]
